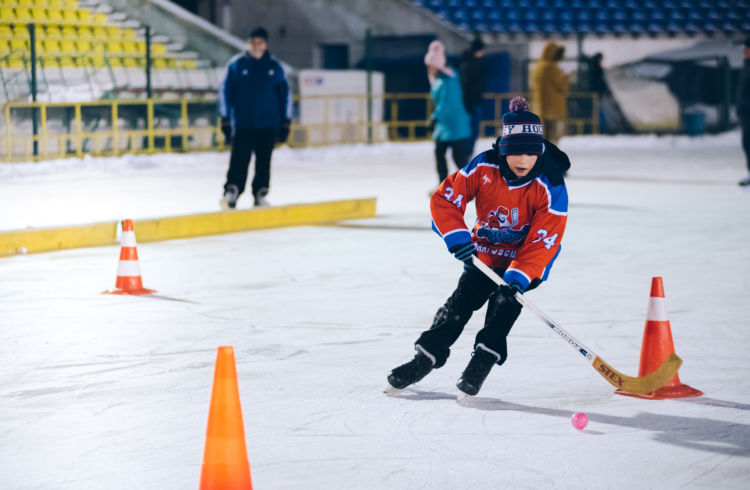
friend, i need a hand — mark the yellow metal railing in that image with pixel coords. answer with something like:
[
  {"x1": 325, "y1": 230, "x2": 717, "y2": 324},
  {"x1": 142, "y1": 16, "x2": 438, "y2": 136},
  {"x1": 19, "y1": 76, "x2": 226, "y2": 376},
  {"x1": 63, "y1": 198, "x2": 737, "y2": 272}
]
[{"x1": 0, "y1": 92, "x2": 599, "y2": 162}]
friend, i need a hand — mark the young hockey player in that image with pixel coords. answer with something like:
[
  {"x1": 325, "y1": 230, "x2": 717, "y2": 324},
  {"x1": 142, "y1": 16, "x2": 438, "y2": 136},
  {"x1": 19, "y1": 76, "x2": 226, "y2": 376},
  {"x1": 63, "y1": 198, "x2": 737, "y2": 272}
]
[{"x1": 387, "y1": 96, "x2": 570, "y2": 397}]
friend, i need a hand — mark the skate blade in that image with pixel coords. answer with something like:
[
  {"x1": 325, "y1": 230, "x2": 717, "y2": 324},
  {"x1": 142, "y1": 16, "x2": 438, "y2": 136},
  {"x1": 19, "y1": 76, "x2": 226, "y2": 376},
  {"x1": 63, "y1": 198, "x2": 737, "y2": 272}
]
[
  {"x1": 383, "y1": 384, "x2": 402, "y2": 396},
  {"x1": 456, "y1": 391, "x2": 473, "y2": 402}
]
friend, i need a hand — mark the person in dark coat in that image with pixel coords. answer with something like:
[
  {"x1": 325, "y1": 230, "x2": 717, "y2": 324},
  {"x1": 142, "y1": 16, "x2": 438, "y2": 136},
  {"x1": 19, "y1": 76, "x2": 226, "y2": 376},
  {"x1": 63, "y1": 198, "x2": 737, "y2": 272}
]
[
  {"x1": 218, "y1": 26, "x2": 291, "y2": 209},
  {"x1": 737, "y1": 37, "x2": 750, "y2": 186},
  {"x1": 459, "y1": 34, "x2": 488, "y2": 155}
]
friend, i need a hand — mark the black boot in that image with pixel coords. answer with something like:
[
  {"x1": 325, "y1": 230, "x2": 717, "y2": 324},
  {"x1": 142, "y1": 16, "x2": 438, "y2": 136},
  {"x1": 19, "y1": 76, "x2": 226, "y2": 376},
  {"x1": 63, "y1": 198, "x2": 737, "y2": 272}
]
[
  {"x1": 456, "y1": 346, "x2": 499, "y2": 396},
  {"x1": 387, "y1": 349, "x2": 435, "y2": 389}
]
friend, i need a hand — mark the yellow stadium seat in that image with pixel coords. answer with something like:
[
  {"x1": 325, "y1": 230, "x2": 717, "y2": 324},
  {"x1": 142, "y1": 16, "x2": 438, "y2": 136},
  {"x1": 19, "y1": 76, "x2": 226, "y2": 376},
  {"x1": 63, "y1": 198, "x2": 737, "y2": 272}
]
[
  {"x1": 15, "y1": 8, "x2": 33, "y2": 21},
  {"x1": 0, "y1": 25, "x2": 12, "y2": 40},
  {"x1": 123, "y1": 57, "x2": 137, "y2": 68},
  {"x1": 64, "y1": 0, "x2": 78, "y2": 8},
  {"x1": 107, "y1": 25, "x2": 121, "y2": 39},
  {"x1": 122, "y1": 27, "x2": 136, "y2": 40},
  {"x1": 77, "y1": 26, "x2": 92, "y2": 39},
  {"x1": 75, "y1": 39, "x2": 90, "y2": 53},
  {"x1": 31, "y1": 6, "x2": 47, "y2": 21},
  {"x1": 91, "y1": 42, "x2": 104, "y2": 55},
  {"x1": 93, "y1": 12, "x2": 106, "y2": 25},
  {"x1": 89, "y1": 55, "x2": 105, "y2": 68},
  {"x1": 76, "y1": 8, "x2": 90, "y2": 24},
  {"x1": 0, "y1": 40, "x2": 9, "y2": 53},
  {"x1": 10, "y1": 39, "x2": 28, "y2": 51},
  {"x1": 92, "y1": 26, "x2": 107, "y2": 39},
  {"x1": 12, "y1": 26, "x2": 29, "y2": 40},
  {"x1": 47, "y1": 8, "x2": 63, "y2": 23},
  {"x1": 61, "y1": 26, "x2": 76, "y2": 39},
  {"x1": 59, "y1": 54, "x2": 76, "y2": 67},
  {"x1": 153, "y1": 57, "x2": 167, "y2": 69},
  {"x1": 42, "y1": 39, "x2": 60, "y2": 54},
  {"x1": 45, "y1": 25, "x2": 62, "y2": 38},
  {"x1": 151, "y1": 42, "x2": 166, "y2": 55},
  {"x1": 48, "y1": 0, "x2": 64, "y2": 7},
  {"x1": 62, "y1": 10, "x2": 77, "y2": 23},
  {"x1": 1, "y1": 7, "x2": 14, "y2": 19},
  {"x1": 59, "y1": 39, "x2": 74, "y2": 53},
  {"x1": 135, "y1": 40, "x2": 145, "y2": 54},
  {"x1": 107, "y1": 41, "x2": 122, "y2": 54},
  {"x1": 121, "y1": 41, "x2": 136, "y2": 54}
]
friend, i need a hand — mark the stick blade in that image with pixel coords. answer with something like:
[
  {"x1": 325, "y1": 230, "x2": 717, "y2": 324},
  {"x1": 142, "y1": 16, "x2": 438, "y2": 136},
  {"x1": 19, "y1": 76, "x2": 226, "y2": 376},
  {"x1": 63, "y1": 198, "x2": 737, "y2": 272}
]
[{"x1": 593, "y1": 353, "x2": 683, "y2": 395}]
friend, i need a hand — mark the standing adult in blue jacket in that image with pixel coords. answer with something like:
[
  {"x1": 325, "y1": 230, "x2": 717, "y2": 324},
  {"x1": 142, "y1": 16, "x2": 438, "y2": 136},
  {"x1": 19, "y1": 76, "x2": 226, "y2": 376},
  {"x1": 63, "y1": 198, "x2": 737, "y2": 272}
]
[
  {"x1": 425, "y1": 40, "x2": 472, "y2": 186},
  {"x1": 219, "y1": 26, "x2": 291, "y2": 209}
]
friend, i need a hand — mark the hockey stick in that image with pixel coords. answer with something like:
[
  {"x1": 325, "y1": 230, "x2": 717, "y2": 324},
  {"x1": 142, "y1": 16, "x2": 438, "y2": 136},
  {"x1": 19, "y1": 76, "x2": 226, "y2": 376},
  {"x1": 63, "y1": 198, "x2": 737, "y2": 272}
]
[{"x1": 471, "y1": 256, "x2": 682, "y2": 394}]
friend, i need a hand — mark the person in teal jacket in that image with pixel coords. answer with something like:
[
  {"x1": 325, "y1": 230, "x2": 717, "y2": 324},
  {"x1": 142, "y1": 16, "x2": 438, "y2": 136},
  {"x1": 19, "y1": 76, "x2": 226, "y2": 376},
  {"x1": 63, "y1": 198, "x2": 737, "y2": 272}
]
[{"x1": 425, "y1": 40, "x2": 472, "y2": 184}]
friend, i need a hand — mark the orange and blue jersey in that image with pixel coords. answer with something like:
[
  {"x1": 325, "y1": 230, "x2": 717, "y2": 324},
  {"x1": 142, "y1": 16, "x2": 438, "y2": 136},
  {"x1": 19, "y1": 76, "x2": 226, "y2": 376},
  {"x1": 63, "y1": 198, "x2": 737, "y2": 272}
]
[{"x1": 430, "y1": 148, "x2": 569, "y2": 291}]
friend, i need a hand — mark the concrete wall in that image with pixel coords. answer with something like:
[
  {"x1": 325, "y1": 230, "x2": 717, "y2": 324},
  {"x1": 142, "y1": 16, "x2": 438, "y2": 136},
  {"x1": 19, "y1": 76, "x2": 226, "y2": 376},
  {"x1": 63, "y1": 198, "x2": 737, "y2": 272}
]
[{"x1": 212, "y1": 0, "x2": 475, "y2": 68}]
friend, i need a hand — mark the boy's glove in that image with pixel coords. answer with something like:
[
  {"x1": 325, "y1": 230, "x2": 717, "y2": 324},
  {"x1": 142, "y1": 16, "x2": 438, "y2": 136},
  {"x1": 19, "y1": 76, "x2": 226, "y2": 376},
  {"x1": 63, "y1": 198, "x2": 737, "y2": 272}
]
[
  {"x1": 448, "y1": 242, "x2": 476, "y2": 264},
  {"x1": 220, "y1": 117, "x2": 232, "y2": 144},
  {"x1": 278, "y1": 120, "x2": 291, "y2": 143}
]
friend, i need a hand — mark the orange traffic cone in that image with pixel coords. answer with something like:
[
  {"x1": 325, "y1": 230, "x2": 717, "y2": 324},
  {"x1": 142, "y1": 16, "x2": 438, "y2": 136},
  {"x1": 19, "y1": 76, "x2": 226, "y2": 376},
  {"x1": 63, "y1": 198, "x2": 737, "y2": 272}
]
[
  {"x1": 616, "y1": 277, "x2": 702, "y2": 399},
  {"x1": 200, "y1": 346, "x2": 253, "y2": 490},
  {"x1": 103, "y1": 219, "x2": 155, "y2": 295}
]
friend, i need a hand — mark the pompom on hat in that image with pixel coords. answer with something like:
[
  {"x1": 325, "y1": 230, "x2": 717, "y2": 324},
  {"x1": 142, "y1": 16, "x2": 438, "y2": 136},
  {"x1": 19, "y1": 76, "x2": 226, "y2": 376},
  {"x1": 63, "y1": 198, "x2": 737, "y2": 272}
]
[{"x1": 497, "y1": 96, "x2": 544, "y2": 156}]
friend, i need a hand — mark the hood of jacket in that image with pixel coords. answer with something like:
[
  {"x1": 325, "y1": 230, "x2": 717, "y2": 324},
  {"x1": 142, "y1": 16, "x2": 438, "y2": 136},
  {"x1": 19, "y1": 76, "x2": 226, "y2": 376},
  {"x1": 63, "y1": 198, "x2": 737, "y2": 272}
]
[{"x1": 488, "y1": 138, "x2": 570, "y2": 187}]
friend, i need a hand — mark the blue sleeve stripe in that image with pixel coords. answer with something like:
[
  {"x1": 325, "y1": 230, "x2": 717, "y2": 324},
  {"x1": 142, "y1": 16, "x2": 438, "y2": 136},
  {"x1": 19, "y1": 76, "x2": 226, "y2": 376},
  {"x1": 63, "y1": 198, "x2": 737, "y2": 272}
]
[
  {"x1": 503, "y1": 269, "x2": 531, "y2": 291},
  {"x1": 442, "y1": 229, "x2": 472, "y2": 249}
]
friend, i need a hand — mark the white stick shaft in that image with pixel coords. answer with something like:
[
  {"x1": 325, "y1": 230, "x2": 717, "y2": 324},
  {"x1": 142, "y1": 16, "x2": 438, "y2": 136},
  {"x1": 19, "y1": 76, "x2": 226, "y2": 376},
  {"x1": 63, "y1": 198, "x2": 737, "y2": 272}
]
[{"x1": 471, "y1": 256, "x2": 596, "y2": 363}]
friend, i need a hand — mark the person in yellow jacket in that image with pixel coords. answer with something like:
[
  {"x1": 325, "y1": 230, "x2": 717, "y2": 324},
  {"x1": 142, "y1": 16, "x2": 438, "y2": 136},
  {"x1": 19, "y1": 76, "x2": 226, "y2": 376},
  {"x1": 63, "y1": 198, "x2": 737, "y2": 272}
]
[{"x1": 531, "y1": 42, "x2": 569, "y2": 144}]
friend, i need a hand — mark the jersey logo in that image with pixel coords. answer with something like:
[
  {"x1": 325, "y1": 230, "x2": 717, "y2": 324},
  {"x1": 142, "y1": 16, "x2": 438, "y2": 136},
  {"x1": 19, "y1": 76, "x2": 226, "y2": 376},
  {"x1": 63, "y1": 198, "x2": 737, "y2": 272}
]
[
  {"x1": 482, "y1": 175, "x2": 491, "y2": 185},
  {"x1": 476, "y1": 206, "x2": 529, "y2": 244}
]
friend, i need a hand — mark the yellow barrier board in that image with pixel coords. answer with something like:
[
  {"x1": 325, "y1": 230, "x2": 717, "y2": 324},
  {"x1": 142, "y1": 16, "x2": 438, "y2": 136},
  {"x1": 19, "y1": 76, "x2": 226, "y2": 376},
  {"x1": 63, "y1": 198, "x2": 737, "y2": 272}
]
[{"x1": 0, "y1": 198, "x2": 377, "y2": 257}]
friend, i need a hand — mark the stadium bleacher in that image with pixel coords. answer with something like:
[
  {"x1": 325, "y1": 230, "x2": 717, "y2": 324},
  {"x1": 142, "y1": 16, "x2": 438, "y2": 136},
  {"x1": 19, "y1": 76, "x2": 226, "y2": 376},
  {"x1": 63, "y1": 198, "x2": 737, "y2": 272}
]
[
  {"x1": 0, "y1": 0, "x2": 215, "y2": 101},
  {"x1": 412, "y1": 0, "x2": 750, "y2": 37},
  {"x1": 0, "y1": 0, "x2": 196, "y2": 70}
]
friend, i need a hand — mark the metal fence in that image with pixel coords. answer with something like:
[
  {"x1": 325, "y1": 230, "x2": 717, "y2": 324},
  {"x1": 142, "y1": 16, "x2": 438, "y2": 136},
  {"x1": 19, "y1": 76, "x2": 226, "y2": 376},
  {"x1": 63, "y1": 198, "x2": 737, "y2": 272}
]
[{"x1": 0, "y1": 91, "x2": 599, "y2": 162}]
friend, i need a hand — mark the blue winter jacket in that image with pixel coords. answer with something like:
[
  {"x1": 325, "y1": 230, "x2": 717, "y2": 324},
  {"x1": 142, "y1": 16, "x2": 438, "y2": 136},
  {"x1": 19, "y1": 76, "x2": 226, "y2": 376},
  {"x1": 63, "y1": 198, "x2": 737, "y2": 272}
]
[
  {"x1": 430, "y1": 70, "x2": 471, "y2": 142},
  {"x1": 218, "y1": 51, "x2": 291, "y2": 131}
]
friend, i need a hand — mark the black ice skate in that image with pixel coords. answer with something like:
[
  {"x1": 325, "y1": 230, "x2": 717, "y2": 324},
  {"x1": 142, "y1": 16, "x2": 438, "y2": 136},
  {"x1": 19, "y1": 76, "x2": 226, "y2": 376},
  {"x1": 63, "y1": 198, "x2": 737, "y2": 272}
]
[
  {"x1": 456, "y1": 345, "x2": 500, "y2": 398},
  {"x1": 254, "y1": 187, "x2": 269, "y2": 207},
  {"x1": 220, "y1": 184, "x2": 239, "y2": 210},
  {"x1": 385, "y1": 347, "x2": 435, "y2": 393}
]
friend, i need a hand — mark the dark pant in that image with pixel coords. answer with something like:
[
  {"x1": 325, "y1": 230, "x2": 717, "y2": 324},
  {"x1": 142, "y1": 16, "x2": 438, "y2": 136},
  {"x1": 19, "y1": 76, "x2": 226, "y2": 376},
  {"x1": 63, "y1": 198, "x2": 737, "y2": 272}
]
[
  {"x1": 416, "y1": 265, "x2": 540, "y2": 368},
  {"x1": 467, "y1": 104, "x2": 482, "y2": 155},
  {"x1": 435, "y1": 138, "x2": 471, "y2": 182},
  {"x1": 224, "y1": 128, "x2": 277, "y2": 197},
  {"x1": 742, "y1": 117, "x2": 750, "y2": 172}
]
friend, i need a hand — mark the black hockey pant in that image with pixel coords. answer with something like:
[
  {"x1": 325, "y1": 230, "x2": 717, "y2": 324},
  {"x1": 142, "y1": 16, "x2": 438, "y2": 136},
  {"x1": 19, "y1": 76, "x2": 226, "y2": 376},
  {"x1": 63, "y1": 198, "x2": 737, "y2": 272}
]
[
  {"x1": 742, "y1": 117, "x2": 750, "y2": 173},
  {"x1": 224, "y1": 128, "x2": 277, "y2": 197},
  {"x1": 416, "y1": 265, "x2": 539, "y2": 368},
  {"x1": 435, "y1": 138, "x2": 471, "y2": 182}
]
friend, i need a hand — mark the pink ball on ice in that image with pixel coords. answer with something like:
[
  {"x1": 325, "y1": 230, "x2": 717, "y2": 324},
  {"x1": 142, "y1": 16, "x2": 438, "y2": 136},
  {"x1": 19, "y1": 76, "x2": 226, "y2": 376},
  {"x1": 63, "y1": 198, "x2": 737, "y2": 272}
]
[{"x1": 571, "y1": 412, "x2": 588, "y2": 430}]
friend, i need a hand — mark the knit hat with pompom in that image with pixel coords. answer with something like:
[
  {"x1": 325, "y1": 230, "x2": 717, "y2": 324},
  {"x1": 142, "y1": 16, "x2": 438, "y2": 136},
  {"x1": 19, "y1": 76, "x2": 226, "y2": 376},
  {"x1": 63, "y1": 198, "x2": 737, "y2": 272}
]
[{"x1": 497, "y1": 96, "x2": 544, "y2": 156}]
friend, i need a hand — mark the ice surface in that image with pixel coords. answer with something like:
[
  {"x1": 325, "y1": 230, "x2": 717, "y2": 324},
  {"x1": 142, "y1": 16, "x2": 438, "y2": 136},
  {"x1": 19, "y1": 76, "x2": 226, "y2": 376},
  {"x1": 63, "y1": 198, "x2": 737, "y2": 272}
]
[{"x1": 1, "y1": 134, "x2": 750, "y2": 489}]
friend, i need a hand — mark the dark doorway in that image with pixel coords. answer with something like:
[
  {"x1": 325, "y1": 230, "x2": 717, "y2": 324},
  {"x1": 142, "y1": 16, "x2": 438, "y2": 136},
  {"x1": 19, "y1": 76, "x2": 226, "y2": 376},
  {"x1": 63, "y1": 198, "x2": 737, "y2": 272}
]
[{"x1": 322, "y1": 44, "x2": 349, "y2": 69}]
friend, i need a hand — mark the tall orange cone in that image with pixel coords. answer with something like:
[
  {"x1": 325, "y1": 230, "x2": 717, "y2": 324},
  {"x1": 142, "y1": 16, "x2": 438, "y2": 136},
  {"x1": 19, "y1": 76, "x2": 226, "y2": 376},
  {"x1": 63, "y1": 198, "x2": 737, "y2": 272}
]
[
  {"x1": 103, "y1": 219, "x2": 155, "y2": 295},
  {"x1": 616, "y1": 277, "x2": 702, "y2": 399},
  {"x1": 200, "y1": 346, "x2": 253, "y2": 490}
]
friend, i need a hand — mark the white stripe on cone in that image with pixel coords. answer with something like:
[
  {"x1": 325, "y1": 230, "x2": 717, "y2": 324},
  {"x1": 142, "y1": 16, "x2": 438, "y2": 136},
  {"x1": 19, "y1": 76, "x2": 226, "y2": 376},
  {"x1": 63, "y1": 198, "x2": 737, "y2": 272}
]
[
  {"x1": 121, "y1": 231, "x2": 137, "y2": 247},
  {"x1": 646, "y1": 297, "x2": 669, "y2": 322},
  {"x1": 117, "y1": 260, "x2": 142, "y2": 277}
]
